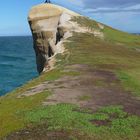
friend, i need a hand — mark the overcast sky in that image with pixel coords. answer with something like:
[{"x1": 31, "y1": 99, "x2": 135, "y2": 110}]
[{"x1": 0, "y1": 0, "x2": 140, "y2": 36}]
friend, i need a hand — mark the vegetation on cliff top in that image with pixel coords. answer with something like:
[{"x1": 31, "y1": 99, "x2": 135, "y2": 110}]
[{"x1": 0, "y1": 16, "x2": 140, "y2": 139}]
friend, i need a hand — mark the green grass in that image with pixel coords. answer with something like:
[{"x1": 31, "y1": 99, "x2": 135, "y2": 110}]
[
  {"x1": 117, "y1": 70, "x2": 140, "y2": 96},
  {"x1": 98, "y1": 105, "x2": 127, "y2": 118},
  {"x1": 103, "y1": 26, "x2": 140, "y2": 47},
  {"x1": 63, "y1": 32, "x2": 140, "y2": 96},
  {"x1": 52, "y1": 25, "x2": 140, "y2": 98},
  {"x1": 7, "y1": 68, "x2": 80, "y2": 97},
  {"x1": 73, "y1": 16, "x2": 140, "y2": 48},
  {"x1": 25, "y1": 104, "x2": 140, "y2": 140},
  {"x1": 43, "y1": 69, "x2": 80, "y2": 81},
  {"x1": 1, "y1": 15, "x2": 140, "y2": 139},
  {"x1": 72, "y1": 16, "x2": 101, "y2": 31},
  {"x1": 0, "y1": 91, "x2": 50, "y2": 138},
  {"x1": 71, "y1": 16, "x2": 140, "y2": 97},
  {"x1": 0, "y1": 67, "x2": 80, "y2": 138},
  {"x1": 0, "y1": 67, "x2": 81, "y2": 138}
]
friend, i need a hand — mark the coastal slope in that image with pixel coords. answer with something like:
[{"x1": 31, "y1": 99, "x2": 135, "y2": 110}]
[{"x1": 0, "y1": 3, "x2": 140, "y2": 140}]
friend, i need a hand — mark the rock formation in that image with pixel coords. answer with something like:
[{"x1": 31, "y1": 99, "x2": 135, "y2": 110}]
[
  {"x1": 28, "y1": 4, "x2": 80, "y2": 73},
  {"x1": 28, "y1": 3, "x2": 104, "y2": 73}
]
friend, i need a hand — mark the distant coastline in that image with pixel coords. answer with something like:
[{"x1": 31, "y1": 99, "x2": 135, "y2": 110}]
[{"x1": 132, "y1": 33, "x2": 140, "y2": 35}]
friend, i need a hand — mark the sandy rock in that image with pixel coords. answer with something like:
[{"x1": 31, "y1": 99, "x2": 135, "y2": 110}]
[
  {"x1": 28, "y1": 3, "x2": 99, "y2": 74},
  {"x1": 28, "y1": 4, "x2": 80, "y2": 73}
]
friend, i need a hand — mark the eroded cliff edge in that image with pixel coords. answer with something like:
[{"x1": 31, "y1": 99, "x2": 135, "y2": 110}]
[{"x1": 28, "y1": 4, "x2": 80, "y2": 73}]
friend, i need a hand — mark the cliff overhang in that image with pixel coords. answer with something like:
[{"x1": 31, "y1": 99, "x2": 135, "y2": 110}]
[{"x1": 28, "y1": 4, "x2": 80, "y2": 73}]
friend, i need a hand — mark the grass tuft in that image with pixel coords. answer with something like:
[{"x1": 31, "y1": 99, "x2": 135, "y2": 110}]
[{"x1": 25, "y1": 104, "x2": 140, "y2": 139}]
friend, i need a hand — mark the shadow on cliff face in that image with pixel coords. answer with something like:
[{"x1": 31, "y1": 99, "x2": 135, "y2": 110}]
[
  {"x1": 55, "y1": 27, "x2": 64, "y2": 45},
  {"x1": 36, "y1": 53, "x2": 47, "y2": 74},
  {"x1": 31, "y1": 26, "x2": 64, "y2": 74}
]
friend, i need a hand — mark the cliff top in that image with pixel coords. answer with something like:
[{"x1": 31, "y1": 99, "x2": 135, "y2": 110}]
[{"x1": 28, "y1": 3, "x2": 80, "y2": 21}]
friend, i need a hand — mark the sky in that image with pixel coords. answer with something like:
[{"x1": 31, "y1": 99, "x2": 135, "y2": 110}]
[{"x1": 0, "y1": 0, "x2": 140, "y2": 36}]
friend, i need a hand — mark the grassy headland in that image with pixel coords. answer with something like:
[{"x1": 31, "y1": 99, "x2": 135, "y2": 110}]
[{"x1": 0, "y1": 16, "x2": 140, "y2": 140}]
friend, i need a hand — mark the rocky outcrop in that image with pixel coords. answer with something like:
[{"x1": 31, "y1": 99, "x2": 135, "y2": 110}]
[
  {"x1": 28, "y1": 4, "x2": 104, "y2": 74},
  {"x1": 28, "y1": 4, "x2": 80, "y2": 73}
]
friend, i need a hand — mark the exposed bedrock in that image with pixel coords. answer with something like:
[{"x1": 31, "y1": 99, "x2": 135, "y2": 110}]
[{"x1": 28, "y1": 4, "x2": 80, "y2": 73}]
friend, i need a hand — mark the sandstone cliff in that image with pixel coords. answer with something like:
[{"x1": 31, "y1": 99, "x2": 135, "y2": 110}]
[
  {"x1": 28, "y1": 4, "x2": 104, "y2": 73},
  {"x1": 28, "y1": 4, "x2": 80, "y2": 73}
]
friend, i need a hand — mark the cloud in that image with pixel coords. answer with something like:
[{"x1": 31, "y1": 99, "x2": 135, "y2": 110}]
[
  {"x1": 68, "y1": 0, "x2": 84, "y2": 7},
  {"x1": 89, "y1": 12, "x2": 140, "y2": 33},
  {"x1": 80, "y1": 0, "x2": 140, "y2": 9},
  {"x1": 83, "y1": 5, "x2": 140, "y2": 13},
  {"x1": 53, "y1": 0, "x2": 140, "y2": 32},
  {"x1": 69, "y1": 0, "x2": 140, "y2": 13}
]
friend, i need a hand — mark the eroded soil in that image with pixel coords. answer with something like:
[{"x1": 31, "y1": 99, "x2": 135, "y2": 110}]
[
  {"x1": 19, "y1": 64, "x2": 140, "y2": 116},
  {"x1": 5, "y1": 64, "x2": 140, "y2": 140}
]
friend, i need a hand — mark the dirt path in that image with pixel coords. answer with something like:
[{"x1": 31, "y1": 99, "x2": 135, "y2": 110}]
[
  {"x1": 6, "y1": 64, "x2": 140, "y2": 140},
  {"x1": 19, "y1": 64, "x2": 140, "y2": 116}
]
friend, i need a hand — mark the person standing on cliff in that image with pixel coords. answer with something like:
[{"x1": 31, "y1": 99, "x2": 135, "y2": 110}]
[{"x1": 45, "y1": 0, "x2": 51, "y2": 3}]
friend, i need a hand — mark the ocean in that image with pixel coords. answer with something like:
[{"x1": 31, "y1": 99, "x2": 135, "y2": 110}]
[{"x1": 0, "y1": 36, "x2": 38, "y2": 96}]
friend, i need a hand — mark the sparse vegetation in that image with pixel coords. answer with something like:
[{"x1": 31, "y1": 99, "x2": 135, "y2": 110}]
[
  {"x1": 73, "y1": 16, "x2": 140, "y2": 48},
  {"x1": 72, "y1": 16, "x2": 101, "y2": 31},
  {"x1": 23, "y1": 105, "x2": 140, "y2": 139},
  {"x1": 103, "y1": 26, "x2": 140, "y2": 47},
  {"x1": 78, "y1": 95, "x2": 91, "y2": 101},
  {"x1": 0, "y1": 91, "x2": 50, "y2": 138},
  {"x1": 64, "y1": 32, "x2": 140, "y2": 96},
  {"x1": 117, "y1": 70, "x2": 140, "y2": 96}
]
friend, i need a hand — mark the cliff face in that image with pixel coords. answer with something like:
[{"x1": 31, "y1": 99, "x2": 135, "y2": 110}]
[{"x1": 28, "y1": 4, "x2": 80, "y2": 73}]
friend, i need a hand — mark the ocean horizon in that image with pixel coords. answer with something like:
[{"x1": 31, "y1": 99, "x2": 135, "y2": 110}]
[{"x1": 0, "y1": 36, "x2": 38, "y2": 96}]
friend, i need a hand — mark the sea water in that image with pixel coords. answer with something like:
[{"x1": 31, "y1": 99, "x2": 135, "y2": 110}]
[{"x1": 0, "y1": 36, "x2": 38, "y2": 96}]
